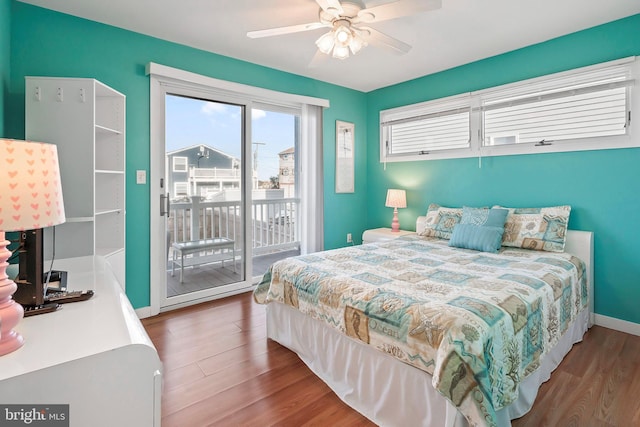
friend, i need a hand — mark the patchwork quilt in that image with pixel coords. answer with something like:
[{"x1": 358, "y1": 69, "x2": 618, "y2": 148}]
[{"x1": 253, "y1": 235, "x2": 588, "y2": 427}]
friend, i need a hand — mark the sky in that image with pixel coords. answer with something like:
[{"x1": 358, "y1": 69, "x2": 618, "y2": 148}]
[{"x1": 165, "y1": 94, "x2": 296, "y2": 180}]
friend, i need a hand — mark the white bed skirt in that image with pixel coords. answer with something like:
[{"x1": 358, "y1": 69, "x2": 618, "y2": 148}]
[{"x1": 266, "y1": 303, "x2": 589, "y2": 427}]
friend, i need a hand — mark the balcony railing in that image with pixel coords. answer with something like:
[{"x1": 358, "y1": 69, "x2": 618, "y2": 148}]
[
  {"x1": 189, "y1": 167, "x2": 242, "y2": 180},
  {"x1": 168, "y1": 196, "x2": 300, "y2": 258}
]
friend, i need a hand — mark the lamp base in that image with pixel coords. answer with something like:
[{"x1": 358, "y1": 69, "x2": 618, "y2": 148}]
[
  {"x1": 390, "y1": 208, "x2": 401, "y2": 232},
  {"x1": 0, "y1": 232, "x2": 25, "y2": 356}
]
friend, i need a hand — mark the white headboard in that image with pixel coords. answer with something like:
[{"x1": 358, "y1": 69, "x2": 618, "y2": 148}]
[{"x1": 415, "y1": 216, "x2": 594, "y2": 326}]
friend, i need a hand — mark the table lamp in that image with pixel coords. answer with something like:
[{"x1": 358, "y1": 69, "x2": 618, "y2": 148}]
[
  {"x1": 0, "y1": 139, "x2": 66, "y2": 355},
  {"x1": 385, "y1": 189, "x2": 407, "y2": 232}
]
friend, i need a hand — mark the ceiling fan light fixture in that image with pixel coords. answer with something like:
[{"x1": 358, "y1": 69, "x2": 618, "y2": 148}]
[
  {"x1": 349, "y1": 33, "x2": 366, "y2": 55},
  {"x1": 334, "y1": 21, "x2": 352, "y2": 46},
  {"x1": 316, "y1": 31, "x2": 336, "y2": 54},
  {"x1": 332, "y1": 45, "x2": 350, "y2": 60}
]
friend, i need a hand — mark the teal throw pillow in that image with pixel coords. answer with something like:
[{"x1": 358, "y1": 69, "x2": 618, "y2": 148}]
[{"x1": 449, "y1": 224, "x2": 506, "y2": 253}]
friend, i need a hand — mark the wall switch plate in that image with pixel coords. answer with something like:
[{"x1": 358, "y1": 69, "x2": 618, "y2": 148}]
[
  {"x1": 136, "y1": 170, "x2": 147, "y2": 184},
  {"x1": 347, "y1": 233, "x2": 352, "y2": 243}
]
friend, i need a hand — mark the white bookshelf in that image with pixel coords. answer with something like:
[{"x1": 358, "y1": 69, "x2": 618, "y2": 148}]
[{"x1": 25, "y1": 77, "x2": 126, "y2": 289}]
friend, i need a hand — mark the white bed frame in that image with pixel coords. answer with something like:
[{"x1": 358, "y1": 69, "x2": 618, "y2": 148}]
[{"x1": 266, "y1": 218, "x2": 595, "y2": 426}]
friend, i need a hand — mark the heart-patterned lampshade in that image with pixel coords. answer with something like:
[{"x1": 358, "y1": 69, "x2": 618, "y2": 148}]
[{"x1": 0, "y1": 139, "x2": 66, "y2": 232}]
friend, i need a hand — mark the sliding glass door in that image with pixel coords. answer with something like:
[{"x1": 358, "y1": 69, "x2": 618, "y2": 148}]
[{"x1": 148, "y1": 63, "x2": 327, "y2": 314}]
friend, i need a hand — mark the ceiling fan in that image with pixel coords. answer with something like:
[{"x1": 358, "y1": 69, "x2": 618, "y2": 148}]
[{"x1": 247, "y1": 0, "x2": 442, "y2": 60}]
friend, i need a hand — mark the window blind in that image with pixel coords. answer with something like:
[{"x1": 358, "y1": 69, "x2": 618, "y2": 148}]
[
  {"x1": 381, "y1": 97, "x2": 471, "y2": 156},
  {"x1": 482, "y1": 65, "x2": 634, "y2": 146}
]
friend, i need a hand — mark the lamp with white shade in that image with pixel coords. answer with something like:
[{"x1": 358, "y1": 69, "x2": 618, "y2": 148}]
[
  {"x1": 385, "y1": 189, "x2": 407, "y2": 232},
  {"x1": 0, "y1": 139, "x2": 65, "y2": 355}
]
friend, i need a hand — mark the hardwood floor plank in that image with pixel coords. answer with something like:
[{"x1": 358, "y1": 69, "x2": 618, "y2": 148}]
[
  {"x1": 162, "y1": 363, "x2": 206, "y2": 391},
  {"x1": 162, "y1": 345, "x2": 300, "y2": 415},
  {"x1": 210, "y1": 373, "x2": 331, "y2": 425},
  {"x1": 280, "y1": 391, "x2": 373, "y2": 427},
  {"x1": 594, "y1": 358, "x2": 637, "y2": 425},
  {"x1": 623, "y1": 361, "x2": 640, "y2": 425},
  {"x1": 196, "y1": 336, "x2": 272, "y2": 376},
  {"x1": 512, "y1": 369, "x2": 580, "y2": 426},
  {"x1": 162, "y1": 359, "x2": 311, "y2": 427},
  {"x1": 142, "y1": 292, "x2": 640, "y2": 427}
]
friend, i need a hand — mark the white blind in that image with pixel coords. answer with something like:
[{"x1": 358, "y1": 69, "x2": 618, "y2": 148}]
[
  {"x1": 381, "y1": 95, "x2": 471, "y2": 156},
  {"x1": 482, "y1": 63, "x2": 633, "y2": 145},
  {"x1": 379, "y1": 57, "x2": 637, "y2": 162}
]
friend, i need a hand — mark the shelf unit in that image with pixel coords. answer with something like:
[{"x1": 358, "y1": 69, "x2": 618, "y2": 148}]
[{"x1": 25, "y1": 77, "x2": 126, "y2": 288}]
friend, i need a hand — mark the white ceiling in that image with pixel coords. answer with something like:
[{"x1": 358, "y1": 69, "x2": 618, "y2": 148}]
[{"x1": 17, "y1": 0, "x2": 640, "y2": 92}]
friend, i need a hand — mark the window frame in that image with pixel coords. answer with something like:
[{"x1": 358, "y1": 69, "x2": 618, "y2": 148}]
[
  {"x1": 173, "y1": 181, "x2": 188, "y2": 197},
  {"x1": 172, "y1": 156, "x2": 188, "y2": 172},
  {"x1": 380, "y1": 56, "x2": 638, "y2": 163}
]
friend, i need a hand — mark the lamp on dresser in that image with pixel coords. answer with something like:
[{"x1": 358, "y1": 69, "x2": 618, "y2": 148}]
[
  {"x1": 0, "y1": 139, "x2": 65, "y2": 355},
  {"x1": 385, "y1": 189, "x2": 407, "y2": 232}
]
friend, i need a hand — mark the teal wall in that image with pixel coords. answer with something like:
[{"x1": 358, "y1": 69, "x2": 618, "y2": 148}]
[
  {"x1": 0, "y1": 0, "x2": 10, "y2": 135},
  {"x1": 7, "y1": 2, "x2": 640, "y2": 325},
  {"x1": 366, "y1": 14, "x2": 640, "y2": 324},
  {"x1": 8, "y1": 2, "x2": 367, "y2": 308}
]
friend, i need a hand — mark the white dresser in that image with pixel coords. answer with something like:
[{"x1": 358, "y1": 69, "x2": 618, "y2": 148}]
[{"x1": 0, "y1": 257, "x2": 161, "y2": 427}]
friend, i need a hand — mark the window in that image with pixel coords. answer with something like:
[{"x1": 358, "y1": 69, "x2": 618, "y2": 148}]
[
  {"x1": 380, "y1": 57, "x2": 638, "y2": 162},
  {"x1": 381, "y1": 94, "x2": 471, "y2": 159},
  {"x1": 481, "y1": 61, "x2": 632, "y2": 146},
  {"x1": 174, "y1": 182, "x2": 188, "y2": 197},
  {"x1": 173, "y1": 156, "x2": 188, "y2": 172}
]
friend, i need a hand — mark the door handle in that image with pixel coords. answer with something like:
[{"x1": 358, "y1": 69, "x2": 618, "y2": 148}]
[{"x1": 160, "y1": 193, "x2": 170, "y2": 217}]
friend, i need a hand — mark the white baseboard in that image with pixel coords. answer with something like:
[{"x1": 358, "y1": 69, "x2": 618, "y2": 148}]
[
  {"x1": 594, "y1": 313, "x2": 640, "y2": 336},
  {"x1": 135, "y1": 306, "x2": 153, "y2": 319}
]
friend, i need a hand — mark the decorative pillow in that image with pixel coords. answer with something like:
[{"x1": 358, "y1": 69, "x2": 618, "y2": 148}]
[
  {"x1": 449, "y1": 207, "x2": 509, "y2": 253},
  {"x1": 496, "y1": 205, "x2": 571, "y2": 252},
  {"x1": 459, "y1": 206, "x2": 509, "y2": 227},
  {"x1": 418, "y1": 203, "x2": 463, "y2": 240}
]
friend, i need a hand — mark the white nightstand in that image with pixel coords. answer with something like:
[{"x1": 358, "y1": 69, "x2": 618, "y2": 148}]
[{"x1": 362, "y1": 228, "x2": 415, "y2": 244}]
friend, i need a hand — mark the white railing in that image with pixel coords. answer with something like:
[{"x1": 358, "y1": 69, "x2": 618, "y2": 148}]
[
  {"x1": 168, "y1": 197, "x2": 300, "y2": 257},
  {"x1": 189, "y1": 167, "x2": 241, "y2": 180}
]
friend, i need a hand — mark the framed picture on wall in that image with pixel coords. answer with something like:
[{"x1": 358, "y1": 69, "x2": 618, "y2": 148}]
[{"x1": 335, "y1": 120, "x2": 355, "y2": 193}]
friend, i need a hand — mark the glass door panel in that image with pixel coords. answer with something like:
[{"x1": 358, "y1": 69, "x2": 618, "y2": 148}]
[
  {"x1": 250, "y1": 108, "x2": 301, "y2": 278},
  {"x1": 164, "y1": 94, "x2": 246, "y2": 300}
]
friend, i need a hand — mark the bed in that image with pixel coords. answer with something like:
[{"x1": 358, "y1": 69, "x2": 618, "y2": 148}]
[{"x1": 254, "y1": 214, "x2": 594, "y2": 427}]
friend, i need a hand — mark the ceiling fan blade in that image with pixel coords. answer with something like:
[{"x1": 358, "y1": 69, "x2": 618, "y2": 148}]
[
  {"x1": 356, "y1": 0, "x2": 442, "y2": 23},
  {"x1": 358, "y1": 26, "x2": 412, "y2": 54},
  {"x1": 308, "y1": 50, "x2": 330, "y2": 68},
  {"x1": 247, "y1": 22, "x2": 329, "y2": 39},
  {"x1": 315, "y1": 0, "x2": 344, "y2": 16}
]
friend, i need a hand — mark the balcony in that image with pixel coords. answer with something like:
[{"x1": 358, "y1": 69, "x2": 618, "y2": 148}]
[{"x1": 166, "y1": 195, "x2": 300, "y2": 294}]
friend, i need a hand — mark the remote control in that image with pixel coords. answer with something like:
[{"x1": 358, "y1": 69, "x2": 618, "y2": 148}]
[
  {"x1": 45, "y1": 290, "x2": 94, "y2": 304},
  {"x1": 23, "y1": 303, "x2": 61, "y2": 317}
]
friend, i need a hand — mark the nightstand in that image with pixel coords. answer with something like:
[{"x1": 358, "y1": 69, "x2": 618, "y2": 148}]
[{"x1": 362, "y1": 228, "x2": 415, "y2": 244}]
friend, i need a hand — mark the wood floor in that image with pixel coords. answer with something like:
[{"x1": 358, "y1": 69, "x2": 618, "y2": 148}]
[{"x1": 142, "y1": 292, "x2": 640, "y2": 427}]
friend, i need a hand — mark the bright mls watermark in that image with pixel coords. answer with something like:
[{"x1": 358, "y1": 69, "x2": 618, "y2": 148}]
[{"x1": 0, "y1": 405, "x2": 69, "y2": 426}]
